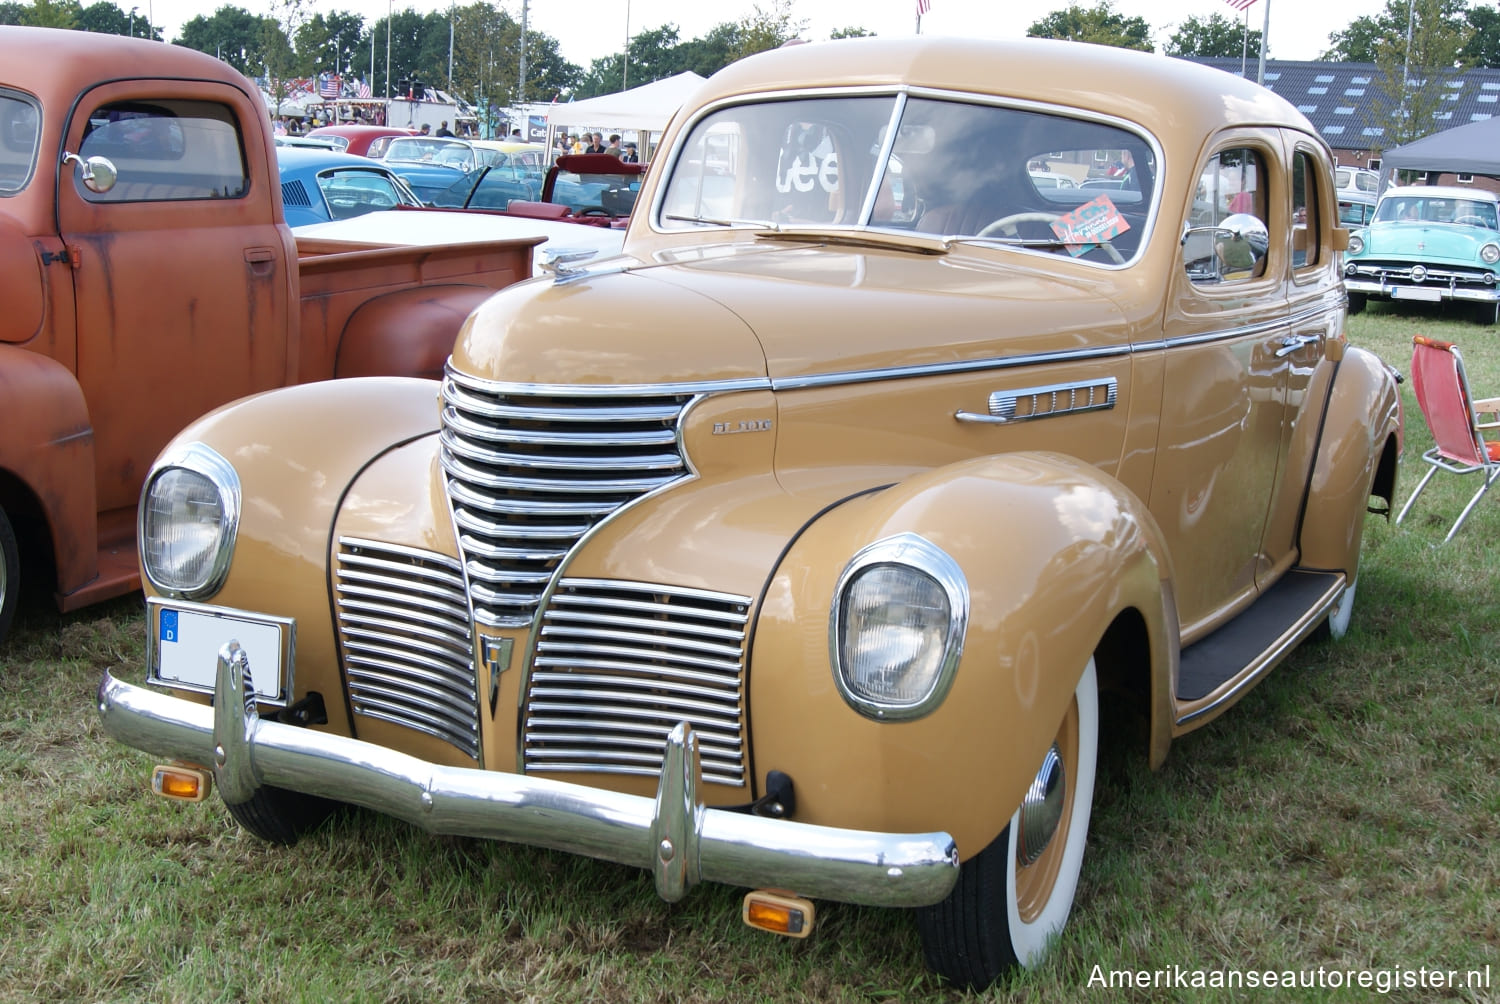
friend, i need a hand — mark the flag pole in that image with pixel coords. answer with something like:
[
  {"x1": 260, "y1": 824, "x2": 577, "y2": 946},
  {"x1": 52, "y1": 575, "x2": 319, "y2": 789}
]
[{"x1": 1256, "y1": 0, "x2": 1270, "y2": 85}]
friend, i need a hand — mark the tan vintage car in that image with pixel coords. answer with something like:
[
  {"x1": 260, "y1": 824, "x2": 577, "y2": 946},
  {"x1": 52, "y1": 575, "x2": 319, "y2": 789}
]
[{"x1": 99, "y1": 37, "x2": 1402, "y2": 989}]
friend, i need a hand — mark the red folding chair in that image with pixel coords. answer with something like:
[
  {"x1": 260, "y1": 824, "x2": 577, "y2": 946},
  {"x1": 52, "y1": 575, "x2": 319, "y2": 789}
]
[{"x1": 1395, "y1": 335, "x2": 1500, "y2": 542}]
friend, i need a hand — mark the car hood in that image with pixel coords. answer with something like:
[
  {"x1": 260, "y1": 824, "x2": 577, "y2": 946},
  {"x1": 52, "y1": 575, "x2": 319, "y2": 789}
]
[
  {"x1": 1357, "y1": 222, "x2": 1500, "y2": 264},
  {"x1": 451, "y1": 240, "x2": 1128, "y2": 386}
]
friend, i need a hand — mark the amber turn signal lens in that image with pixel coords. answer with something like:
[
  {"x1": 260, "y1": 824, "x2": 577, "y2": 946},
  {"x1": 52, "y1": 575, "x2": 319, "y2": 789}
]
[
  {"x1": 151, "y1": 763, "x2": 213, "y2": 803},
  {"x1": 741, "y1": 890, "x2": 815, "y2": 939}
]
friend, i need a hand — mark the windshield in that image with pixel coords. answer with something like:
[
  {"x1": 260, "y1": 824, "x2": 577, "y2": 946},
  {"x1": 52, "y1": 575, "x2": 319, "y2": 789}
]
[
  {"x1": 316, "y1": 167, "x2": 417, "y2": 219},
  {"x1": 384, "y1": 137, "x2": 474, "y2": 170},
  {"x1": 658, "y1": 94, "x2": 1156, "y2": 264},
  {"x1": 0, "y1": 90, "x2": 40, "y2": 195},
  {"x1": 1374, "y1": 194, "x2": 1499, "y2": 229}
]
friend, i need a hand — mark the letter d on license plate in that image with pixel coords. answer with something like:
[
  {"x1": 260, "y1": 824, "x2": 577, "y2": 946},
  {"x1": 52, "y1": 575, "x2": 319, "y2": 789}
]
[{"x1": 148, "y1": 597, "x2": 295, "y2": 705}]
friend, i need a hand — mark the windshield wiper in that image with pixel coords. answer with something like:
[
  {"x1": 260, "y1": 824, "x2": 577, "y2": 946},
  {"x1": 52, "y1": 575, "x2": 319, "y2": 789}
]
[
  {"x1": 946, "y1": 235, "x2": 1076, "y2": 249},
  {"x1": 665, "y1": 213, "x2": 780, "y2": 230}
]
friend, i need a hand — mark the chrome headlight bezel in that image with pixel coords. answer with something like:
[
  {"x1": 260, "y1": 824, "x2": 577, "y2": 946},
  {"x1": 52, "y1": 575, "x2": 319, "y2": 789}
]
[
  {"x1": 1346, "y1": 233, "x2": 1364, "y2": 256},
  {"x1": 137, "y1": 442, "x2": 240, "y2": 600},
  {"x1": 828, "y1": 532, "x2": 969, "y2": 722},
  {"x1": 1481, "y1": 242, "x2": 1500, "y2": 265}
]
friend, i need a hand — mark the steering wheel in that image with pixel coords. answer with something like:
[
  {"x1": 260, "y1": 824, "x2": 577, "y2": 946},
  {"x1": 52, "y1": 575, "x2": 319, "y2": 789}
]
[
  {"x1": 579, "y1": 207, "x2": 612, "y2": 217},
  {"x1": 977, "y1": 210, "x2": 1125, "y2": 264},
  {"x1": 370, "y1": 193, "x2": 396, "y2": 208},
  {"x1": 1455, "y1": 215, "x2": 1489, "y2": 228}
]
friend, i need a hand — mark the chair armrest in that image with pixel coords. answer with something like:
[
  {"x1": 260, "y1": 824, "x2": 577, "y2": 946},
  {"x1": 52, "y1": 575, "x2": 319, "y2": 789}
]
[{"x1": 1476, "y1": 396, "x2": 1500, "y2": 428}]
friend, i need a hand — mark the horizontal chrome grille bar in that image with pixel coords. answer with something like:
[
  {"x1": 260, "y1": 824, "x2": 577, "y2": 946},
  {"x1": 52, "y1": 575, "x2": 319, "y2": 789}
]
[
  {"x1": 335, "y1": 539, "x2": 479, "y2": 761},
  {"x1": 440, "y1": 367, "x2": 694, "y2": 626},
  {"x1": 524, "y1": 579, "x2": 751, "y2": 786}
]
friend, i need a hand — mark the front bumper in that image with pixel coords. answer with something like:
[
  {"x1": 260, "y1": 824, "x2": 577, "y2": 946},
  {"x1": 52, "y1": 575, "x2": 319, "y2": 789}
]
[
  {"x1": 97, "y1": 643, "x2": 960, "y2": 908},
  {"x1": 1344, "y1": 270, "x2": 1500, "y2": 304}
]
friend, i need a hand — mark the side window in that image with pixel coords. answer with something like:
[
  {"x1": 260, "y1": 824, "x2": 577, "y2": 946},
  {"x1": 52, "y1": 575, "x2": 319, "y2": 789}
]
[
  {"x1": 1186, "y1": 147, "x2": 1268, "y2": 284},
  {"x1": 78, "y1": 99, "x2": 247, "y2": 202},
  {"x1": 0, "y1": 89, "x2": 41, "y2": 196},
  {"x1": 1291, "y1": 151, "x2": 1320, "y2": 269}
]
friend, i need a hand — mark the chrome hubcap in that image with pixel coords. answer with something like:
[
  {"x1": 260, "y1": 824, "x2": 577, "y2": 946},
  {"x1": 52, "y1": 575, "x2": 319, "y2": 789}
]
[{"x1": 1017, "y1": 743, "x2": 1066, "y2": 867}]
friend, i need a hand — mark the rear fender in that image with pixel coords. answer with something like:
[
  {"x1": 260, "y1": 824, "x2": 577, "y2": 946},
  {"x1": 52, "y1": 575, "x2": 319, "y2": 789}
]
[
  {"x1": 1298, "y1": 345, "x2": 1402, "y2": 576},
  {"x1": 334, "y1": 285, "x2": 498, "y2": 381},
  {"x1": 0, "y1": 345, "x2": 97, "y2": 595},
  {"x1": 749, "y1": 452, "x2": 1176, "y2": 858}
]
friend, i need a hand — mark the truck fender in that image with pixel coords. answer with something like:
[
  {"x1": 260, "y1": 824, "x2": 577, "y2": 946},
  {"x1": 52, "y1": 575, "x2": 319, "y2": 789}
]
[
  {"x1": 0, "y1": 345, "x2": 98, "y2": 594},
  {"x1": 749, "y1": 451, "x2": 1177, "y2": 858},
  {"x1": 333, "y1": 285, "x2": 499, "y2": 381},
  {"x1": 1297, "y1": 344, "x2": 1402, "y2": 577}
]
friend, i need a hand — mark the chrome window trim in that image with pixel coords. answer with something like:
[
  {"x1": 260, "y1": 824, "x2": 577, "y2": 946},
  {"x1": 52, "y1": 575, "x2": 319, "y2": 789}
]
[
  {"x1": 828, "y1": 532, "x2": 969, "y2": 722},
  {"x1": 137, "y1": 441, "x2": 241, "y2": 600}
]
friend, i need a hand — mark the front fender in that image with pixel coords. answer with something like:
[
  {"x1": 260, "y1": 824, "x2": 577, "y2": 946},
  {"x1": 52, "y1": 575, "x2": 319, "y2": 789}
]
[
  {"x1": 748, "y1": 452, "x2": 1175, "y2": 859},
  {"x1": 146, "y1": 377, "x2": 442, "y2": 734},
  {"x1": 0, "y1": 345, "x2": 98, "y2": 594},
  {"x1": 1298, "y1": 344, "x2": 1402, "y2": 576}
]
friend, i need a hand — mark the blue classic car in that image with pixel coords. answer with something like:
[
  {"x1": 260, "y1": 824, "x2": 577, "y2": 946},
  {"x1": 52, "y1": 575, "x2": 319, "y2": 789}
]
[
  {"x1": 275, "y1": 146, "x2": 423, "y2": 227},
  {"x1": 379, "y1": 136, "x2": 487, "y2": 204},
  {"x1": 1344, "y1": 185, "x2": 1500, "y2": 324}
]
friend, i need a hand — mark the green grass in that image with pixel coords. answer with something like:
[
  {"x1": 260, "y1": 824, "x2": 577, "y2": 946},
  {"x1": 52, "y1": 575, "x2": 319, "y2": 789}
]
[{"x1": 2, "y1": 306, "x2": 1498, "y2": 1002}]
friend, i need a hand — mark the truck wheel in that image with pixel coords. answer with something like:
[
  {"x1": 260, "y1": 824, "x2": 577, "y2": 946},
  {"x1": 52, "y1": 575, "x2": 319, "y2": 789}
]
[
  {"x1": 1346, "y1": 292, "x2": 1367, "y2": 315},
  {"x1": 916, "y1": 660, "x2": 1098, "y2": 989},
  {"x1": 0, "y1": 506, "x2": 17, "y2": 646},
  {"x1": 224, "y1": 785, "x2": 337, "y2": 846}
]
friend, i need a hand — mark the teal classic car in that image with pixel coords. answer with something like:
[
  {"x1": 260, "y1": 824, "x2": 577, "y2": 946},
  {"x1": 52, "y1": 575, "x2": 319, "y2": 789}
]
[{"x1": 1344, "y1": 185, "x2": 1500, "y2": 323}]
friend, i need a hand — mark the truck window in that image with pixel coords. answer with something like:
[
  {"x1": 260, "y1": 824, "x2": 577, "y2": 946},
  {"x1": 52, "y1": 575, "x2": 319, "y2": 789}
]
[
  {"x1": 77, "y1": 99, "x2": 247, "y2": 202},
  {"x1": 0, "y1": 89, "x2": 40, "y2": 195}
]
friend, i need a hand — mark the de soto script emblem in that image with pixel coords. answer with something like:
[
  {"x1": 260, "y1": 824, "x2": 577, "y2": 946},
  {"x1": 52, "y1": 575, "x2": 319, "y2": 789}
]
[{"x1": 713, "y1": 418, "x2": 773, "y2": 436}]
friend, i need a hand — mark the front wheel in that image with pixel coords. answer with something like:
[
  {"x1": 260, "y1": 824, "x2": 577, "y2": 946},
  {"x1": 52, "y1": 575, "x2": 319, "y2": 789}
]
[
  {"x1": 0, "y1": 506, "x2": 18, "y2": 646},
  {"x1": 916, "y1": 660, "x2": 1099, "y2": 989},
  {"x1": 225, "y1": 785, "x2": 338, "y2": 845},
  {"x1": 1347, "y1": 291, "x2": 1367, "y2": 315}
]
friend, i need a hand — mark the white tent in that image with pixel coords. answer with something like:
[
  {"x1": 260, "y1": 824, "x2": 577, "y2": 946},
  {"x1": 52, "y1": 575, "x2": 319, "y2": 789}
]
[{"x1": 545, "y1": 72, "x2": 706, "y2": 136}]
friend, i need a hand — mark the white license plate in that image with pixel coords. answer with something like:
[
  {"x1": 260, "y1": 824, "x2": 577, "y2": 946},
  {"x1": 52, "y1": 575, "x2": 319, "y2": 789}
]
[
  {"x1": 148, "y1": 598, "x2": 294, "y2": 705},
  {"x1": 1392, "y1": 286, "x2": 1443, "y2": 302}
]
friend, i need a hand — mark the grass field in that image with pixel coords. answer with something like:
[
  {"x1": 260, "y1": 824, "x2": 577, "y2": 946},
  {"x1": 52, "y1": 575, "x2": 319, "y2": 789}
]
[{"x1": 1, "y1": 304, "x2": 1497, "y2": 1003}]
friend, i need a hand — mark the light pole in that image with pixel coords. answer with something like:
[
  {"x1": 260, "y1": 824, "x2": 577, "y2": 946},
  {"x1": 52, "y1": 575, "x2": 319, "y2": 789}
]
[
  {"x1": 385, "y1": 0, "x2": 393, "y2": 101},
  {"x1": 622, "y1": 0, "x2": 630, "y2": 91},
  {"x1": 129, "y1": 6, "x2": 136, "y2": 36}
]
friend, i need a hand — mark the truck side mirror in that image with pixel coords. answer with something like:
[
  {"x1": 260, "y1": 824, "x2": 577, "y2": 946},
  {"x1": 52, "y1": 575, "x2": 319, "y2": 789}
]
[{"x1": 61, "y1": 151, "x2": 118, "y2": 194}]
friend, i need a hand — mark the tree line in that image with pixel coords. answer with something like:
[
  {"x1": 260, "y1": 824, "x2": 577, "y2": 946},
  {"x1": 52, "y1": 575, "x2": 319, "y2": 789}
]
[{"x1": 3, "y1": 0, "x2": 1494, "y2": 145}]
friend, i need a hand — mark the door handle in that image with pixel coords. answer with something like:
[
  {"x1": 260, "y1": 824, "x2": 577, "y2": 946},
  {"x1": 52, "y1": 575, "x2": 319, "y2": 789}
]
[
  {"x1": 244, "y1": 246, "x2": 276, "y2": 276},
  {"x1": 1275, "y1": 334, "x2": 1320, "y2": 358}
]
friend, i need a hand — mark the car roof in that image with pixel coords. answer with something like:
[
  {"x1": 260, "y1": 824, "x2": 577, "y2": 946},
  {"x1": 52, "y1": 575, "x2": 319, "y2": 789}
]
[
  {"x1": 276, "y1": 146, "x2": 402, "y2": 171},
  {"x1": 308, "y1": 125, "x2": 418, "y2": 138},
  {"x1": 1382, "y1": 185, "x2": 1499, "y2": 204},
  {"x1": 697, "y1": 36, "x2": 1315, "y2": 142}
]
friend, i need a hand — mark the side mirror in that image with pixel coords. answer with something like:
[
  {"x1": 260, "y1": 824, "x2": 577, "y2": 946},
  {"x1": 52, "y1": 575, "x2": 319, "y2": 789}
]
[{"x1": 61, "y1": 151, "x2": 118, "y2": 194}]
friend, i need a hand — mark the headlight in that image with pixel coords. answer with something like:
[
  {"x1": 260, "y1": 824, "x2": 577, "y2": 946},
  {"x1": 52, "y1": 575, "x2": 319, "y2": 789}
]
[
  {"x1": 1347, "y1": 234, "x2": 1364, "y2": 255},
  {"x1": 1481, "y1": 243, "x2": 1500, "y2": 264},
  {"x1": 138, "y1": 443, "x2": 240, "y2": 599},
  {"x1": 829, "y1": 533, "x2": 968, "y2": 721}
]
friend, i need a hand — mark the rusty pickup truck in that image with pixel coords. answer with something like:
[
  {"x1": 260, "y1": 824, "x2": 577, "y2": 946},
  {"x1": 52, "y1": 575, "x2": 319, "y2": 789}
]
[{"x1": 0, "y1": 27, "x2": 536, "y2": 641}]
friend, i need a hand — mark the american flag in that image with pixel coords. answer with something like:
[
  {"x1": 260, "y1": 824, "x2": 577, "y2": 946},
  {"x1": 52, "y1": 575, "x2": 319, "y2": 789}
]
[
  {"x1": 1222, "y1": 0, "x2": 1256, "y2": 10},
  {"x1": 917, "y1": 0, "x2": 931, "y2": 14},
  {"x1": 356, "y1": 79, "x2": 372, "y2": 99},
  {"x1": 319, "y1": 74, "x2": 341, "y2": 98}
]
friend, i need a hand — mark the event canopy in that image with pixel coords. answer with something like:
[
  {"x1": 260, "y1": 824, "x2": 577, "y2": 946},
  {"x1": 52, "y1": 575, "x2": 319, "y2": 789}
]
[
  {"x1": 545, "y1": 72, "x2": 706, "y2": 135},
  {"x1": 1379, "y1": 116, "x2": 1500, "y2": 180}
]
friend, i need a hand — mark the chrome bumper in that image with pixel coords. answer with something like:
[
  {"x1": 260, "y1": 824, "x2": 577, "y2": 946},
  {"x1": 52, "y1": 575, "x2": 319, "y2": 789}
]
[
  {"x1": 1344, "y1": 277, "x2": 1500, "y2": 303},
  {"x1": 97, "y1": 643, "x2": 960, "y2": 908}
]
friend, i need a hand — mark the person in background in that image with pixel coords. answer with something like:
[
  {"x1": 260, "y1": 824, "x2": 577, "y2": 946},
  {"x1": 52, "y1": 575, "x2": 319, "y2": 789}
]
[
  {"x1": 621, "y1": 142, "x2": 640, "y2": 164},
  {"x1": 606, "y1": 134, "x2": 623, "y2": 158},
  {"x1": 585, "y1": 132, "x2": 607, "y2": 154},
  {"x1": 435, "y1": 120, "x2": 454, "y2": 137},
  {"x1": 419, "y1": 123, "x2": 431, "y2": 135}
]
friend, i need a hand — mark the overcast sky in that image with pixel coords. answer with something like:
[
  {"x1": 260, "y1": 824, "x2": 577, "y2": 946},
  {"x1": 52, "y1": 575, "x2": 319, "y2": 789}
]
[{"x1": 142, "y1": 0, "x2": 1386, "y2": 69}]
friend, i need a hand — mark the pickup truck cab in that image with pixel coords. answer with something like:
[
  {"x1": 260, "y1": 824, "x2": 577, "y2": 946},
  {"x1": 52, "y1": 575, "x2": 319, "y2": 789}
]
[
  {"x1": 99, "y1": 37, "x2": 1401, "y2": 989},
  {"x1": 0, "y1": 27, "x2": 536, "y2": 642}
]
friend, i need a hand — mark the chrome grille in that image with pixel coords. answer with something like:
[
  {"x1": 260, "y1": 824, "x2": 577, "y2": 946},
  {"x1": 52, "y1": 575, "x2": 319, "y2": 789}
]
[
  {"x1": 525, "y1": 579, "x2": 751, "y2": 786},
  {"x1": 439, "y1": 366, "x2": 693, "y2": 627},
  {"x1": 335, "y1": 538, "x2": 479, "y2": 760}
]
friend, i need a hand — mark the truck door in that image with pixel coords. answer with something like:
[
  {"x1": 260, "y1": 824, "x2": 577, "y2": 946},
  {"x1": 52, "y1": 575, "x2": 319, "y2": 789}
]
[{"x1": 56, "y1": 79, "x2": 294, "y2": 515}]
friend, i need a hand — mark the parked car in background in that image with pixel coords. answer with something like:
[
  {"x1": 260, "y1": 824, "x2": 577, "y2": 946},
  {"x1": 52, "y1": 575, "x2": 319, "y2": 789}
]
[
  {"x1": 275, "y1": 146, "x2": 423, "y2": 227},
  {"x1": 1336, "y1": 166, "x2": 1380, "y2": 195},
  {"x1": 1337, "y1": 191, "x2": 1377, "y2": 227},
  {"x1": 1026, "y1": 169, "x2": 1078, "y2": 189},
  {"x1": 99, "y1": 35, "x2": 1401, "y2": 992},
  {"x1": 306, "y1": 123, "x2": 418, "y2": 158},
  {"x1": 380, "y1": 136, "x2": 481, "y2": 202},
  {"x1": 439, "y1": 152, "x2": 647, "y2": 224},
  {"x1": 1344, "y1": 185, "x2": 1500, "y2": 323},
  {"x1": 273, "y1": 134, "x2": 340, "y2": 151}
]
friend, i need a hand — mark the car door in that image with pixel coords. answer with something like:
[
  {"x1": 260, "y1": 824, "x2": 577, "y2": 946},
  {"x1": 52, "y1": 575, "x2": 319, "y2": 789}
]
[
  {"x1": 57, "y1": 78, "x2": 294, "y2": 515},
  {"x1": 1150, "y1": 134, "x2": 1294, "y2": 637}
]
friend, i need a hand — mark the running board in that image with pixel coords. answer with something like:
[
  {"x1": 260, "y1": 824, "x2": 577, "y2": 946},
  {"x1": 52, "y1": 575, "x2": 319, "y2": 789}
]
[{"x1": 1175, "y1": 569, "x2": 1344, "y2": 726}]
